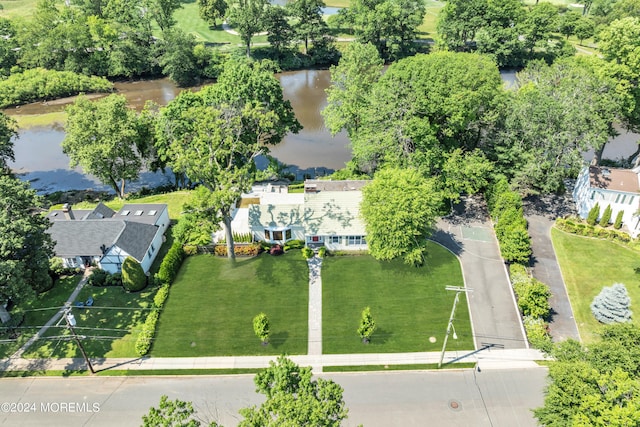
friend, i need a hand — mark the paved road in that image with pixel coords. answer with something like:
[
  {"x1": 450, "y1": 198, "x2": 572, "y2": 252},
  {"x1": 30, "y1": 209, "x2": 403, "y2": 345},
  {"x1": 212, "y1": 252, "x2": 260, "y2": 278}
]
[
  {"x1": 523, "y1": 195, "x2": 581, "y2": 342},
  {"x1": 432, "y1": 196, "x2": 528, "y2": 350},
  {"x1": 0, "y1": 367, "x2": 548, "y2": 427}
]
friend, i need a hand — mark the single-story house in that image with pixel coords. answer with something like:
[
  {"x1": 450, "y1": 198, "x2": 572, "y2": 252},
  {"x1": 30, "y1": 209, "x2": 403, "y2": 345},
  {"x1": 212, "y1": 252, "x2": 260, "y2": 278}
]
[
  {"x1": 47, "y1": 203, "x2": 170, "y2": 274},
  {"x1": 573, "y1": 165, "x2": 640, "y2": 237},
  {"x1": 217, "y1": 180, "x2": 369, "y2": 251}
]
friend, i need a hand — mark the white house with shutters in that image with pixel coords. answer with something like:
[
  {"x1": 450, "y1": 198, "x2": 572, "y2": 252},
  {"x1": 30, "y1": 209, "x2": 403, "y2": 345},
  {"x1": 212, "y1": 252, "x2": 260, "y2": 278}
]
[
  {"x1": 47, "y1": 203, "x2": 170, "y2": 273},
  {"x1": 573, "y1": 165, "x2": 640, "y2": 237},
  {"x1": 216, "y1": 180, "x2": 369, "y2": 250}
]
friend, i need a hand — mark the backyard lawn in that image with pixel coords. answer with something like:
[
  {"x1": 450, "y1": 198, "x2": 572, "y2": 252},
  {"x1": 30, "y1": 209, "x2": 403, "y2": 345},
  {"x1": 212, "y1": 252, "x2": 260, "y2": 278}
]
[
  {"x1": 152, "y1": 251, "x2": 309, "y2": 356},
  {"x1": 552, "y1": 227, "x2": 640, "y2": 343},
  {"x1": 322, "y1": 242, "x2": 473, "y2": 354}
]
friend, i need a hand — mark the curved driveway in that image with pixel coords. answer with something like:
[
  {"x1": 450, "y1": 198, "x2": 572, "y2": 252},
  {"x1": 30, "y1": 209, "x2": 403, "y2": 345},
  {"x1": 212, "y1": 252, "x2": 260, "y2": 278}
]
[{"x1": 432, "y1": 196, "x2": 528, "y2": 350}]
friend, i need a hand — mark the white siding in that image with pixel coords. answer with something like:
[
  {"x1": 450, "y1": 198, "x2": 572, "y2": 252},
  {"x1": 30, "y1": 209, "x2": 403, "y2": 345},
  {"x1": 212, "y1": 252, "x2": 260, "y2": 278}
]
[
  {"x1": 100, "y1": 246, "x2": 129, "y2": 274},
  {"x1": 140, "y1": 229, "x2": 165, "y2": 274}
]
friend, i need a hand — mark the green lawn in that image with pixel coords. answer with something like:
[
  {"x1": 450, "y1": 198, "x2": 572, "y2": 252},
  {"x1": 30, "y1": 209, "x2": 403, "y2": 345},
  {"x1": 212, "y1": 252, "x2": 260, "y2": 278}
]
[
  {"x1": 322, "y1": 242, "x2": 473, "y2": 354},
  {"x1": 551, "y1": 227, "x2": 640, "y2": 343},
  {"x1": 23, "y1": 282, "x2": 159, "y2": 359},
  {"x1": 152, "y1": 251, "x2": 309, "y2": 356}
]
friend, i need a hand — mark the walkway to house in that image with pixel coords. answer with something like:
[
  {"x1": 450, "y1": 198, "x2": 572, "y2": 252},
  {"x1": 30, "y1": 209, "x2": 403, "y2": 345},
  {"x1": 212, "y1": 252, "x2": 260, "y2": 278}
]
[
  {"x1": 10, "y1": 268, "x2": 92, "y2": 359},
  {"x1": 432, "y1": 196, "x2": 529, "y2": 350},
  {"x1": 307, "y1": 256, "x2": 323, "y2": 363},
  {"x1": 523, "y1": 195, "x2": 581, "y2": 342}
]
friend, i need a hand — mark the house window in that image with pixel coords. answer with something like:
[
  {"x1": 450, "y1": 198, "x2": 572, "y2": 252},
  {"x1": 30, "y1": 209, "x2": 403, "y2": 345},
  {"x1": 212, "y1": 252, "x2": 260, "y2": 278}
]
[
  {"x1": 629, "y1": 196, "x2": 635, "y2": 205},
  {"x1": 615, "y1": 194, "x2": 621, "y2": 203},
  {"x1": 285, "y1": 229, "x2": 292, "y2": 240},
  {"x1": 272, "y1": 230, "x2": 283, "y2": 240},
  {"x1": 347, "y1": 236, "x2": 365, "y2": 245},
  {"x1": 150, "y1": 243, "x2": 155, "y2": 253},
  {"x1": 135, "y1": 210, "x2": 143, "y2": 216},
  {"x1": 330, "y1": 236, "x2": 341, "y2": 244},
  {"x1": 621, "y1": 195, "x2": 627, "y2": 204},
  {"x1": 148, "y1": 210, "x2": 157, "y2": 215},
  {"x1": 264, "y1": 229, "x2": 270, "y2": 240},
  {"x1": 120, "y1": 210, "x2": 130, "y2": 216}
]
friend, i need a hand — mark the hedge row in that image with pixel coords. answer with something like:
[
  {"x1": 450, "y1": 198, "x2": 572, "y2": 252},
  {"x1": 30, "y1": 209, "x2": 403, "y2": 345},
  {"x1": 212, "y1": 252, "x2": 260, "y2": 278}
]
[
  {"x1": 153, "y1": 284, "x2": 170, "y2": 308},
  {"x1": 555, "y1": 218, "x2": 632, "y2": 243},
  {"x1": 155, "y1": 242, "x2": 186, "y2": 286},
  {"x1": 0, "y1": 68, "x2": 113, "y2": 108},
  {"x1": 486, "y1": 178, "x2": 532, "y2": 264},
  {"x1": 135, "y1": 310, "x2": 159, "y2": 356},
  {"x1": 214, "y1": 243, "x2": 261, "y2": 257}
]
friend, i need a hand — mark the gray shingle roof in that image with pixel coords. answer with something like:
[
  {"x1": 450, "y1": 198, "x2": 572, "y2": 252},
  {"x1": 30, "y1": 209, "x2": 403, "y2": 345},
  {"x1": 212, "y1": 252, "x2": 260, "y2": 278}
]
[
  {"x1": 116, "y1": 204, "x2": 167, "y2": 225},
  {"x1": 86, "y1": 202, "x2": 116, "y2": 219},
  {"x1": 115, "y1": 222, "x2": 159, "y2": 262},
  {"x1": 49, "y1": 220, "x2": 126, "y2": 257}
]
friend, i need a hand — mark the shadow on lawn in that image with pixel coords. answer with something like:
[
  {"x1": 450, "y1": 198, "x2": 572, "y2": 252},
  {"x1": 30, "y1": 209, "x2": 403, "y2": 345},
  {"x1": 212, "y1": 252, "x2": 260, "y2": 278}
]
[{"x1": 269, "y1": 331, "x2": 290, "y2": 350}]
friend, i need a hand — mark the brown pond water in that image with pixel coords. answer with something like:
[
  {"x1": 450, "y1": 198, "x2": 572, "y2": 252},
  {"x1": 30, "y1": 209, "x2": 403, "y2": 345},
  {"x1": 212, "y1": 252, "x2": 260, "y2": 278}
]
[{"x1": 6, "y1": 71, "x2": 640, "y2": 194}]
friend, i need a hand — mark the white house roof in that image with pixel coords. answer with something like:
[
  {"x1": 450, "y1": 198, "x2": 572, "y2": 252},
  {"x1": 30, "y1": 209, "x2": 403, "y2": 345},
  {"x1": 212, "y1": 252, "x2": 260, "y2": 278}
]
[
  {"x1": 303, "y1": 191, "x2": 365, "y2": 236},
  {"x1": 589, "y1": 166, "x2": 640, "y2": 194}
]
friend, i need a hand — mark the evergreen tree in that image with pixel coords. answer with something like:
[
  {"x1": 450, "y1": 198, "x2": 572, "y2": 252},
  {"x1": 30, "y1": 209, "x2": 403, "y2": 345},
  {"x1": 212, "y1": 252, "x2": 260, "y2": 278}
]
[
  {"x1": 599, "y1": 204, "x2": 612, "y2": 227},
  {"x1": 591, "y1": 283, "x2": 632, "y2": 324},
  {"x1": 587, "y1": 202, "x2": 600, "y2": 226},
  {"x1": 357, "y1": 306, "x2": 376, "y2": 343},
  {"x1": 614, "y1": 210, "x2": 624, "y2": 229}
]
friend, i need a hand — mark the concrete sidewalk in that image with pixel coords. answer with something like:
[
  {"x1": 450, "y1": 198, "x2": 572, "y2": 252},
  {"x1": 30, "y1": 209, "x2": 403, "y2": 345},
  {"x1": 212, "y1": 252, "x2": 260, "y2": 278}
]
[{"x1": 0, "y1": 348, "x2": 547, "y2": 373}]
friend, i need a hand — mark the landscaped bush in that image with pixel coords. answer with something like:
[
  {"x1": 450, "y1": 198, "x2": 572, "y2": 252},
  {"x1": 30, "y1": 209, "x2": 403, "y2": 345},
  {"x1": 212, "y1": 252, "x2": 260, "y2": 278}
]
[
  {"x1": 155, "y1": 242, "x2": 186, "y2": 286},
  {"x1": 555, "y1": 218, "x2": 632, "y2": 243},
  {"x1": 0, "y1": 68, "x2": 113, "y2": 108},
  {"x1": 599, "y1": 204, "x2": 612, "y2": 227},
  {"x1": 0, "y1": 308, "x2": 25, "y2": 338},
  {"x1": 523, "y1": 316, "x2": 553, "y2": 353},
  {"x1": 487, "y1": 178, "x2": 532, "y2": 264},
  {"x1": 213, "y1": 243, "x2": 261, "y2": 257},
  {"x1": 153, "y1": 284, "x2": 170, "y2": 309},
  {"x1": 302, "y1": 247, "x2": 314, "y2": 259},
  {"x1": 591, "y1": 283, "x2": 632, "y2": 324},
  {"x1": 122, "y1": 256, "x2": 147, "y2": 292},
  {"x1": 269, "y1": 244, "x2": 284, "y2": 256},
  {"x1": 318, "y1": 246, "x2": 327, "y2": 258},
  {"x1": 587, "y1": 202, "x2": 600, "y2": 226},
  {"x1": 182, "y1": 245, "x2": 198, "y2": 256},
  {"x1": 283, "y1": 239, "x2": 305, "y2": 251},
  {"x1": 614, "y1": 211, "x2": 624, "y2": 229},
  {"x1": 514, "y1": 278, "x2": 552, "y2": 319},
  {"x1": 509, "y1": 263, "x2": 530, "y2": 284},
  {"x1": 135, "y1": 310, "x2": 160, "y2": 356},
  {"x1": 87, "y1": 269, "x2": 109, "y2": 287},
  {"x1": 105, "y1": 272, "x2": 122, "y2": 287}
]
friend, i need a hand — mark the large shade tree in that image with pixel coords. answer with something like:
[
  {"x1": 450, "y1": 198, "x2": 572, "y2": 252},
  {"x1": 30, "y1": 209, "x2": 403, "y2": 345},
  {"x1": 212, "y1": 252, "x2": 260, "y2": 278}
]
[
  {"x1": 0, "y1": 112, "x2": 17, "y2": 175},
  {"x1": 226, "y1": 0, "x2": 268, "y2": 57},
  {"x1": 155, "y1": 59, "x2": 300, "y2": 259},
  {"x1": 0, "y1": 175, "x2": 54, "y2": 310},
  {"x1": 63, "y1": 94, "x2": 152, "y2": 198}
]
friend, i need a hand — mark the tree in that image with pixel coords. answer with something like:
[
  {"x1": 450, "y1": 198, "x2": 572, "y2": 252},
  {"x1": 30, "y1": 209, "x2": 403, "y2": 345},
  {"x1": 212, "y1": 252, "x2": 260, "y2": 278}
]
[
  {"x1": 591, "y1": 283, "x2": 633, "y2": 324},
  {"x1": 614, "y1": 210, "x2": 624, "y2": 229},
  {"x1": 141, "y1": 395, "x2": 201, "y2": 427},
  {"x1": 557, "y1": 10, "x2": 581, "y2": 39},
  {"x1": 599, "y1": 204, "x2": 613, "y2": 226},
  {"x1": 263, "y1": 6, "x2": 294, "y2": 55},
  {"x1": 357, "y1": 306, "x2": 376, "y2": 343},
  {"x1": 253, "y1": 312, "x2": 270, "y2": 344},
  {"x1": 0, "y1": 112, "x2": 17, "y2": 175},
  {"x1": 322, "y1": 42, "x2": 383, "y2": 139},
  {"x1": 63, "y1": 94, "x2": 151, "y2": 198},
  {"x1": 156, "y1": 60, "x2": 301, "y2": 259},
  {"x1": 0, "y1": 18, "x2": 18, "y2": 77},
  {"x1": 239, "y1": 356, "x2": 348, "y2": 426},
  {"x1": 475, "y1": 0, "x2": 527, "y2": 68},
  {"x1": 157, "y1": 28, "x2": 198, "y2": 87},
  {"x1": 587, "y1": 202, "x2": 600, "y2": 225},
  {"x1": 147, "y1": 0, "x2": 182, "y2": 32},
  {"x1": 513, "y1": 278, "x2": 551, "y2": 319},
  {"x1": 521, "y1": 2, "x2": 559, "y2": 53},
  {"x1": 0, "y1": 176, "x2": 54, "y2": 308},
  {"x1": 573, "y1": 16, "x2": 596, "y2": 44},
  {"x1": 437, "y1": 0, "x2": 488, "y2": 51},
  {"x1": 226, "y1": 0, "x2": 268, "y2": 57},
  {"x1": 360, "y1": 167, "x2": 442, "y2": 266},
  {"x1": 197, "y1": 0, "x2": 227, "y2": 27},
  {"x1": 337, "y1": 0, "x2": 425, "y2": 60},
  {"x1": 122, "y1": 256, "x2": 147, "y2": 292},
  {"x1": 288, "y1": 0, "x2": 329, "y2": 55}
]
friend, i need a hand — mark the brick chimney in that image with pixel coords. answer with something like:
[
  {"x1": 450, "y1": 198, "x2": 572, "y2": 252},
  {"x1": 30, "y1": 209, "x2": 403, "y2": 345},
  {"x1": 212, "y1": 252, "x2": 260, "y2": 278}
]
[{"x1": 62, "y1": 203, "x2": 75, "y2": 220}]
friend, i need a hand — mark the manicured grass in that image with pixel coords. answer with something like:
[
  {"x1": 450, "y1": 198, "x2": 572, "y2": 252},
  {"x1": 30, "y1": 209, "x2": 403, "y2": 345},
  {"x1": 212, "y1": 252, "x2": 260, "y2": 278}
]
[
  {"x1": 323, "y1": 363, "x2": 476, "y2": 372},
  {"x1": 551, "y1": 227, "x2": 640, "y2": 343},
  {"x1": 152, "y1": 251, "x2": 309, "y2": 356},
  {"x1": 322, "y1": 242, "x2": 473, "y2": 354},
  {"x1": 23, "y1": 283, "x2": 159, "y2": 358},
  {"x1": 67, "y1": 190, "x2": 194, "y2": 220},
  {"x1": 0, "y1": 275, "x2": 82, "y2": 359}
]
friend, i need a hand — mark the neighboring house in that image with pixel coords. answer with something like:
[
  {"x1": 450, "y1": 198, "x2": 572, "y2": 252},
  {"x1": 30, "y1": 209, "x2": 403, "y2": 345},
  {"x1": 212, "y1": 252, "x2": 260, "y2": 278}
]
[
  {"x1": 48, "y1": 203, "x2": 170, "y2": 274},
  {"x1": 573, "y1": 165, "x2": 640, "y2": 237},
  {"x1": 217, "y1": 180, "x2": 369, "y2": 251}
]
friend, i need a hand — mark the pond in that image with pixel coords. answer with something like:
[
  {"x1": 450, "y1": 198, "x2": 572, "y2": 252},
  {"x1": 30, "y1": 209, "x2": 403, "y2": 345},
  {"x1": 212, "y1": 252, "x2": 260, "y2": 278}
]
[{"x1": 6, "y1": 70, "x2": 640, "y2": 194}]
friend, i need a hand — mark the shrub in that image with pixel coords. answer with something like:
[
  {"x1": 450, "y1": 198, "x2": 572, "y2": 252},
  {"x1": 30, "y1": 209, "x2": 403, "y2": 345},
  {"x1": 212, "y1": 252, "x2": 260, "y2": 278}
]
[
  {"x1": 318, "y1": 246, "x2": 327, "y2": 258},
  {"x1": 183, "y1": 245, "x2": 198, "y2": 256},
  {"x1": 135, "y1": 310, "x2": 159, "y2": 356},
  {"x1": 523, "y1": 316, "x2": 553, "y2": 353},
  {"x1": 153, "y1": 284, "x2": 170, "y2": 308},
  {"x1": 302, "y1": 247, "x2": 314, "y2": 259},
  {"x1": 509, "y1": 263, "x2": 530, "y2": 284},
  {"x1": 587, "y1": 202, "x2": 600, "y2": 226},
  {"x1": 105, "y1": 272, "x2": 122, "y2": 287},
  {"x1": 614, "y1": 211, "x2": 624, "y2": 229},
  {"x1": 269, "y1": 244, "x2": 284, "y2": 256},
  {"x1": 599, "y1": 204, "x2": 612, "y2": 227},
  {"x1": 253, "y1": 313, "x2": 270, "y2": 344},
  {"x1": 49, "y1": 257, "x2": 65, "y2": 277},
  {"x1": 214, "y1": 243, "x2": 261, "y2": 257},
  {"x1": 591, "y1": 283, "x2": 632, "y2": 324},
  {"x1": 155, "y1": 242, "x2": 185, "y2": 286},
  {"x1": 87, "y1": 269, "x2": 109, "y2": 287},
  {"x1": 488, "y1": 179, "x2": 532, "y2": 264},
  {"x1": 0, "y1": 309, "x2": 25, "y2": 338},
  {"x1": 555, "y1": 218, "x2": 634, "y2": 244},
  {"x1": 122, "y1": 256, "x2": 147, "y2": 292},
  {"x1": 283, "y1": 239, "x2": 305, "y2": 251},
  {"x1": 514, "y1": 278, "x2": 552, "y2": 319},
  {"x1": 357, "y1": 307, "x2": 376, "y2": 343}
]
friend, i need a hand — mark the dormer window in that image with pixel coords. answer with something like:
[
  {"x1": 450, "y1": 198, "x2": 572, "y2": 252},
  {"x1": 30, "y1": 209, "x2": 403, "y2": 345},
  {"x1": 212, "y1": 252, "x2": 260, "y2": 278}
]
[
  {"x1": 134, "y1": 210, "x2": 143, "y2": 216},
  {"x1": 121, "y1": 210, "x2": 130, "y2": 216},
  {"x1": 148, "y1": 210, "x2": 157, "y2": 215}
]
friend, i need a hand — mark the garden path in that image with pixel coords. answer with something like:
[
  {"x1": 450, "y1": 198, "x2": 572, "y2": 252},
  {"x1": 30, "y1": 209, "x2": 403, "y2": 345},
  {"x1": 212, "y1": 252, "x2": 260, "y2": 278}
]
[{"x1": 307, "y1": 256, "x2": 323, "y2": 359}]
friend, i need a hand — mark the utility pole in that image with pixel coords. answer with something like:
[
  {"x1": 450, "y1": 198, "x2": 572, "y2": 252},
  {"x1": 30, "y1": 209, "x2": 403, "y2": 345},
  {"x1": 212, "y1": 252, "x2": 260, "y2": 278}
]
[
  {"x1": 438, "y1": 286, "x2": 472, "y2": 368},
  {"x1": 64, "y1": 308, "x2": 95, "y2": 374}
]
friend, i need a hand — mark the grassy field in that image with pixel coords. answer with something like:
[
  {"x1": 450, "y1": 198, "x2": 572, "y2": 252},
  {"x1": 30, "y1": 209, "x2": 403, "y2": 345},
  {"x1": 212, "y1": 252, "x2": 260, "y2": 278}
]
[
  {"x1": 551, "y1": 227, "x2": 640, "y2": 343},
  {"x1": 152, "y1": 251, "x2": 309, "y2": 356},
  {"x1": 322, "y1": 243, "x2": 473, "y2": 354},
  {"x1": 64, "y1": 190, "x2": 194, "y2": 221}
]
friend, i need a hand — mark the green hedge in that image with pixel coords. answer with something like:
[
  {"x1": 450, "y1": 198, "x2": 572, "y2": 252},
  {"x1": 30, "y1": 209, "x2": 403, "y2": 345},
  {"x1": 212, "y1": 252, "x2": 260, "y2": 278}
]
[
  {"x1": 523, "y1": 316, "x2": 553, "y2": 353},
  {"x1": 135, "y1": 310, "x2": 159, "y2": 356},
  {"x1": 154, "y1": 242, "x2": 186, "y2": 286},
  {"x1": 486, "y1": 178, "x2": 532, "y2": 264},
  {"x1": 0, "y1": 68, "x2": 113, "y2": 108},
  {"x1": 122, "y1": 256, "x2": 147, "y2": 292},
  {"x1": 555, "y1": 218, "x2": 632, "y2": 243},
  {"x1": 153, "y1": 284, "x2": 170, "y2": 308}
]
